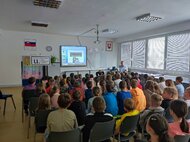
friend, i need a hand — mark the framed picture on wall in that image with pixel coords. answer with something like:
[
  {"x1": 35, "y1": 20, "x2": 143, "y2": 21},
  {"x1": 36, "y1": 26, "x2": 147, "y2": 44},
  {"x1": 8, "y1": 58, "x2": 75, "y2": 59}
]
[{"x1": 106, "y1": 41, "x2": 113, "y2": 51}]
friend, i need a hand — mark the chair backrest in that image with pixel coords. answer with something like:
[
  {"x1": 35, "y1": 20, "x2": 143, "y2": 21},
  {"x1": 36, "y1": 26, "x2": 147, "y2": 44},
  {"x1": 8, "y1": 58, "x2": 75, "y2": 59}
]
[
  {"x1": 142, "y1": 109, "x2": 165, "y2": 130},
  {"x1": 48, "y1": 129, "x2": 81, "y2": 142},
  {"x1": 35, "y1": 110, "x2": 52, "y2": 133},
  {"x1": 174, "y1": 135, "x2": 190, "y2": 142},
  {"x1": 89, "y1": 119, "x2": 115, "y2": 142},
  {"x1": 120, "y1": 114, "x2": 139, "y2": 134},
  {"x1": 29, "y1": 97, "x2": 39, "y2": 116},
  {"x1": 22, "y1": 89, "x2": 37, "y2": 101}
]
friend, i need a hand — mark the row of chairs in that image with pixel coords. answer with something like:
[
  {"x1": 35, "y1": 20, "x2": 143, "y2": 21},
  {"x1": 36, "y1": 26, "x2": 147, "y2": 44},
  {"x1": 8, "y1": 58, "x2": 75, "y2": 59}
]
[
  {"x1": 34, "y1": 109, "x2": 140, "y2": 142},
  {"x1": 47, "y1": 123, "x2": 190, "y2": 142},
  {"x1": 46, "y1": 115, "x2": 138, "y2": 142}
]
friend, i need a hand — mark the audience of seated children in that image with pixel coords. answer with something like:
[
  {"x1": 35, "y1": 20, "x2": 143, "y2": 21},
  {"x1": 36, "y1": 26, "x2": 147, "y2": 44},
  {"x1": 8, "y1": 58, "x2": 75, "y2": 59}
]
[
  {"x1": 54, "y1": 75, "x2": 60, "y2": 87},
  {"x1": 132, "y1": 72, "x2": 143, "y2": 90},
  {"x1": 36, "y1": 83, "x2": 46, "y2": 96},
  {"x1": 158, "y1": 77, "x2": 166, "y2": 94},
  {"x1": 82, "y1": 97, "x2": 113, "y2": 142},
  {"x1": 36, "y1": 93, "x2": 51, "y2": 111},
  {"x1": 46, "y1": 78, "x2": 55, "y2": 94},
  {"x1": 68, "y1": 90, "x2": 86, "y2": 126},
  {"x1": 106, "y1": 74, "x2": 113, "y2": 83},
  {"x1": 35, "y1": 93, "x2": 51, "y2": 133},
  {"x1": 146, "y1": 114, "x2": 172, "y2": 142},
  {"x1": 168, "y1": 100, "x2": 190, "y2": 137},
  {"x1": 175, "y1": 76, "x2": 185, "y2": 99},
  {"x1": 114, "y1": 73, "x2": 122, "y2": 92},
  {"x1": 69, "y1": 80, "x2": 85, "y2": 101},
  {"x1": 23, "y1": 77, "x2": 36, "y2": 90},
  {"x1": 89, "y1": 74, "x2": 95, "y2": 88},
  {"x1": 22, "y1": 77, "x2": 37, "y2": 114},
  {"x1": 87, "y1": 86, "x2": 102, "y2": 113},
  {"x1": 161, "y1": 87, "x2": 178, "y2": 110},
  {"x1": 140, "y1": 94, "x2": 164, "y2": 129},
  {"x1": 165, "y1": 79, "x2": 176, "y2": 88},
  {"x1": 46, "y1": 93, "x2": 78, "y2": 139},
  {"x1": 116, "y1": 81, "x2": 132, "y2": 115},
  {"x1": 84, "y1": 81, "x2": 93, "y2": 107},
  {"x1": 143, "y1": 80, "x2": 155, "y2": 108},
  {"x1": 153, "y1": 82, "x2": 162, "y2": 96},
  {"x1": 184, "y1": 87, "x2": 190, "y2": 106},
  {"x1": 115, "y1": 98, "x2": 139, "y2": 135},
  {"x1": 41, "y1": 76, "x2": 48, "y2": 92},
  {"x1": 130, "y1": 79, "x2": 146, "y2": 112},
  {"x1": 49, "y1": 86, "x2": 60, "y2": 109},
  {"x1": 99, "y1": 80, "x2": 106, "y2": 95},
  {"x1": 103, "y1": 81, "x2": 118, "y2": 116}
]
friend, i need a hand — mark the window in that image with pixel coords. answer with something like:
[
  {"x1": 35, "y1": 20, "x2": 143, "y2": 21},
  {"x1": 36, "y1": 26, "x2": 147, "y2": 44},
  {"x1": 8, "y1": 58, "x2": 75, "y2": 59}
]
[
  {"x1": 166, "y1": 33, "x2": 190, "y2": 72},
  {"x1": 147, "y1": 37, "x2": 165, "y2": 69},
  {"x1": 132, "y1": 40, "x2": 146, "y2": 68},
  {"x1": 121, "y1": 42, "x2": 132, "y2": 67}
]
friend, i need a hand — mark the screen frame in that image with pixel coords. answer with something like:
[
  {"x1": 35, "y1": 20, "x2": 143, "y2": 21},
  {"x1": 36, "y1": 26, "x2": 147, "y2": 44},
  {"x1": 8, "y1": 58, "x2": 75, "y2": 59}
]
[{"x1": 60, "y1": 45, "x2": 87, "y2": 67}]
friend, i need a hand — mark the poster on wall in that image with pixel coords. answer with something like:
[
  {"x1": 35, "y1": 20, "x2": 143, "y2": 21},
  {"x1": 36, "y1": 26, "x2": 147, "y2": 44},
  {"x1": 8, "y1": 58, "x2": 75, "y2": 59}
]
[
  {"x1": 22, "y1": 56, "x2": 43, "y2": 79},
  {"x1": 22, "y1": 56, "x2": 31, "y2": 66},
  {"x1": 24, "y1": 39, "x2": 37, "y2": 51}
]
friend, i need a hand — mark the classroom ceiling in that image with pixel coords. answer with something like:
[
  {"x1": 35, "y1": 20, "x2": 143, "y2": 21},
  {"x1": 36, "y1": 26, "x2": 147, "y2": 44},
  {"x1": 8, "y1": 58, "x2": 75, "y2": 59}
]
[{"x1": 0, "y1": 0, "x2": 190, "y2": 38}]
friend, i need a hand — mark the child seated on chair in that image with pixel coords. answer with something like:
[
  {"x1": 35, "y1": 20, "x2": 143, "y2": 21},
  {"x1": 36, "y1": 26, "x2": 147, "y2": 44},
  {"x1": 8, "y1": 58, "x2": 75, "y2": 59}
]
[
  {"x1": 139, "y1": 94, "x2": 164, "y2": 130},
  {"x1": 68, "y1": 90, "x2": 86, "y2": 126},
  {"x1": 82, "y1": 97, "x2": 113, "y2": 142},
  {"x1": 115, "y1": 98, "x2": 139, "y2": 135},
  {"x1": 87, "y1": 86, "x2": 102, "y2": 113},
  {"x1": 168, "y1": 100, "x2": 190, "y2": 138},
  {"x1": 116, "y1": 80, "x2": 132, "y2": 115},
  {"x1": 161, "y1": 87, "x2": 178, "y2": 110}
]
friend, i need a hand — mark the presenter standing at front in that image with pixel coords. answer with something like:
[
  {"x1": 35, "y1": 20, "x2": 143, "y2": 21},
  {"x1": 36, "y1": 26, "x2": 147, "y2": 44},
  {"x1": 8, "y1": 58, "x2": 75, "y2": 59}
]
[{"x1": 119, "y1": 61, "x2": 127, "y2": 72}]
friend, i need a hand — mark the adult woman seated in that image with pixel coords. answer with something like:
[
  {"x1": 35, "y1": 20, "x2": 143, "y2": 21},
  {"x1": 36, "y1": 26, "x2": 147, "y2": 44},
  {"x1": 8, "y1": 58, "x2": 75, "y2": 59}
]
[{"x1": 45, "y1": 93, "x2": 78, "y2": 140}]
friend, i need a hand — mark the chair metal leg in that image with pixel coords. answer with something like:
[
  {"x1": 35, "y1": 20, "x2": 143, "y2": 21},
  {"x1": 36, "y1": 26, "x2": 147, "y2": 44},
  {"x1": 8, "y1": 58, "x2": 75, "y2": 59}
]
[
  {"x1": 118, "y1": 134, "x2": 121, "y2": 142},
  {"x1": 22, "y1": 101, "x2": 24, "y2": 122},
  {"x1": 11, "y1": 96, "x2": 16, "y2": 110},
  {"x1": 34, "y1": 131, "x2": 36, "y2": 142},
  {"x1": 3, "y1": 99, "x2": 7, "y2": 115}
]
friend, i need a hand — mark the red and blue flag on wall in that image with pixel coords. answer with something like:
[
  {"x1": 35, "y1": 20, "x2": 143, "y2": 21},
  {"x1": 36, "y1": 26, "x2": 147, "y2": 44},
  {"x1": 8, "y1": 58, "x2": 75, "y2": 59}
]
[{"x1": 24, "y1": 39, "x2": 37, "y2": 50}]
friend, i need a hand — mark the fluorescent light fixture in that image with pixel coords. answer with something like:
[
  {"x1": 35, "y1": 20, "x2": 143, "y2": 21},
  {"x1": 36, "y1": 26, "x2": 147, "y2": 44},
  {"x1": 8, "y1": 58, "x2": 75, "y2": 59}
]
[
  {"x1": 33, "y1": 0, "x2": 64, "y2": 9},
  {"x1": 102, "y1": 29, "x2": 118, "y2": 34},
  {"x1": 136, "y1": 13, "x2": 162, "y2": 22}
]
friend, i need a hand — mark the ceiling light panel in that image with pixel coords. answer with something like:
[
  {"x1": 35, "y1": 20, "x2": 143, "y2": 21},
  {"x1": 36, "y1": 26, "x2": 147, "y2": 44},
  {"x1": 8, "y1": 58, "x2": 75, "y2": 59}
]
[
  {"x1": 33, "y1": 0, "x2": 63, "y2": 9},
  {"x1": 136, "y1": 13, "x2": 162, "y2": 23}
]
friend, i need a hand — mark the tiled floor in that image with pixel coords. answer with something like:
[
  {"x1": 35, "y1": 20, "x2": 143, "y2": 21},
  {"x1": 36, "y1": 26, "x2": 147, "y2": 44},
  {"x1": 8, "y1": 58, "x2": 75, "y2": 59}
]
[{"x1": 0, "y1": 87, "x2": 43, "y2": 142}]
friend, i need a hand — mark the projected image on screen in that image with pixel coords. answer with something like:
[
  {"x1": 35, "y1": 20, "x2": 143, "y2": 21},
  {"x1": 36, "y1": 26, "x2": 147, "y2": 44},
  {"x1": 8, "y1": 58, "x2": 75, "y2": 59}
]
[{"x1": 60, "y1": 45, "x2": 87, "y2": 67}]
